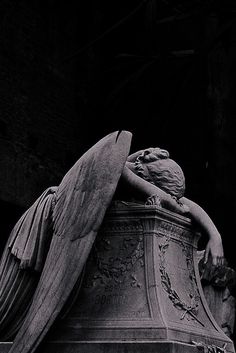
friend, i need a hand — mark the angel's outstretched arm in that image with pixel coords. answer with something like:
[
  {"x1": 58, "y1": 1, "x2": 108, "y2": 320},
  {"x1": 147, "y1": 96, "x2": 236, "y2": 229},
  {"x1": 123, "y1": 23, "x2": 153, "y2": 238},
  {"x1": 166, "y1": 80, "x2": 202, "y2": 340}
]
[
  {"x1": 121, "y1": 163, "x2": 224, "y2": 267},
  {"x1": 179, "y1": 197, "x2": 224, "y2": 266},
  {"x1": 127, "y1": 150, "x2": 144, "y2": 162}
]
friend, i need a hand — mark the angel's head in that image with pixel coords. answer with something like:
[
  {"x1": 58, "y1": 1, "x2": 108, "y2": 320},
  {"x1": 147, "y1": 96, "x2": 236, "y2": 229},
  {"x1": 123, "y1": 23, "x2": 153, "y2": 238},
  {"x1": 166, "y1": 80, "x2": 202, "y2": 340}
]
[{"x1": 133, "y1": 148, "x2": 185, "y2": 199}]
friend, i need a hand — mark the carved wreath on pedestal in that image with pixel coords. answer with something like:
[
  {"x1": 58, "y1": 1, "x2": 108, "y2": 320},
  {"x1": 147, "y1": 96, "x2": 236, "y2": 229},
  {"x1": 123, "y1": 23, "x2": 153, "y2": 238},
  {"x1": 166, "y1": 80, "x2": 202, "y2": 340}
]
[
  {"x1": 159, "y1": 235, "x2": 204, "y2": 326},
  {"x1": 84, "y1": 234, "x2": 144, "y2": 289}
]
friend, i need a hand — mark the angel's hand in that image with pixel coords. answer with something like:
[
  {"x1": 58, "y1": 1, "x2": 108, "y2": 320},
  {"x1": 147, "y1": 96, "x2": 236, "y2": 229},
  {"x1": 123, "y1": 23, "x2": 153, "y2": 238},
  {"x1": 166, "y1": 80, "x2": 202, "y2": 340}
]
[
  {"x1": 204, "y1": 237, "x2": 225, "y2": 266},
  {"x1": 145, "y1": 194, "x2": 162, "y2": 206},
  {"x1": 146, "y1": 194, "x2": 189, "y2": 216}
]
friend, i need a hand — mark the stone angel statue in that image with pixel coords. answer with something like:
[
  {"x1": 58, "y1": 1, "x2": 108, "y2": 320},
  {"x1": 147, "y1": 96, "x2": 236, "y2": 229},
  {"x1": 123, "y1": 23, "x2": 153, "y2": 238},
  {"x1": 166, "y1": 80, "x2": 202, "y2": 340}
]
[{"x1": 0, "y1": 131, "x2": 224, "y2": 353}]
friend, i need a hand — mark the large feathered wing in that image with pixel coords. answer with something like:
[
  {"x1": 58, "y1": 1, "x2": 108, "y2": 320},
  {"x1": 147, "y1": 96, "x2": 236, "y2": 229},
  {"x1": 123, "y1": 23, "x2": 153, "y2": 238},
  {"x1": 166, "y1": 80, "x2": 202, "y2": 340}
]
[{"x1": 9, "y1": 130, "x2": 132, "y2": 353}]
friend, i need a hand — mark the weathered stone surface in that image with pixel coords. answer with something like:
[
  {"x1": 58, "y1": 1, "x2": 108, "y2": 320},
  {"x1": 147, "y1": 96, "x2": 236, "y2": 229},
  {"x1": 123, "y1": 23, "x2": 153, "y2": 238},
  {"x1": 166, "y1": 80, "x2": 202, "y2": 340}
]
[
  {"x1": 44, "y1": 202, "x2": 234, "y2": 353},
  {"x1": 0, "y1": 341, "x2": 205, "y2": 353},
  {"x1": 1, "y1": 202, "x2": 234, "y2": 353},
  {"x1": 4, "y1": 131, "x2": 131, "y2": 353}
]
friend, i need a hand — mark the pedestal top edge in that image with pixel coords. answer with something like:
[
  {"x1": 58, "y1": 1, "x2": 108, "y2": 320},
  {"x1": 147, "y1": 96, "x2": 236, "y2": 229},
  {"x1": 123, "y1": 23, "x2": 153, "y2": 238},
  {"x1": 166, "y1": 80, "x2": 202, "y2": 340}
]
[{"x1": 107, "y1": 201, "x2": 194, "y2": 229}]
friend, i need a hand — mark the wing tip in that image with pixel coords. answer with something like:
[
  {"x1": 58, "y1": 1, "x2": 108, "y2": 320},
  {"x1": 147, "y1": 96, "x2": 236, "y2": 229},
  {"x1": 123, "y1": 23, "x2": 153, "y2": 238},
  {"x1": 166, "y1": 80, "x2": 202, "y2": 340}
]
[{"x1": 115, "y1": 130, "x2": 132, "y2": 143}]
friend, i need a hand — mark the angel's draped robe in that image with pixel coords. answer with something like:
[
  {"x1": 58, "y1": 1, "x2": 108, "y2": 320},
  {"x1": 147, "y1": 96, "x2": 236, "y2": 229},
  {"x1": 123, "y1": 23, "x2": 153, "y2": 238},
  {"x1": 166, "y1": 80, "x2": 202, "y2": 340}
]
[{"x1": 0, "y1": 187, "x2": 57, "y2": 340}]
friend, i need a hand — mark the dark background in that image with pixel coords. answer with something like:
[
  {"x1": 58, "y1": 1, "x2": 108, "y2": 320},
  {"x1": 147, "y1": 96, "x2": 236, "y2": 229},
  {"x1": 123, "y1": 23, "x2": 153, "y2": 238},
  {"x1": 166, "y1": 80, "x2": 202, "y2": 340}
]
[{"x1": 0, "y1": 0, "x2": 236, "y2": 320}]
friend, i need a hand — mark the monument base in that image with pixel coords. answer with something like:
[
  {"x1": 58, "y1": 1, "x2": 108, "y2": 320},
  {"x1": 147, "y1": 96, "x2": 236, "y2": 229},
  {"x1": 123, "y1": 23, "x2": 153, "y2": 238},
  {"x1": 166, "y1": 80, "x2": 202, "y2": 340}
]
[
  {"x1": 0, "y1": 341, "x2": 208, "y2": 353},
  {"x1": 0, "y1": 203, "x2": 234, "y2": 353}
]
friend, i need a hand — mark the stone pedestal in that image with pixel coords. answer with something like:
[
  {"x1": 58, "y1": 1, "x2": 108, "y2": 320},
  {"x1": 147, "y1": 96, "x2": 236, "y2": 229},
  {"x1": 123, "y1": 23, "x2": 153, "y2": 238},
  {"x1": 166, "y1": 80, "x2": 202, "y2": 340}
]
[{"x1": 1, "y1": 202, "x2": 235, "y2": 353}]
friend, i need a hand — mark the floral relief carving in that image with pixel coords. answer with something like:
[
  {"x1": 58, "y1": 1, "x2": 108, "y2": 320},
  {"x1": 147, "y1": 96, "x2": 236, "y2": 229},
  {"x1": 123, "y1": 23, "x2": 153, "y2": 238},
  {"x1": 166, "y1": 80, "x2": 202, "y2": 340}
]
[{"x1": 83, "y1": 234, "x2": 144, "y2": 289}]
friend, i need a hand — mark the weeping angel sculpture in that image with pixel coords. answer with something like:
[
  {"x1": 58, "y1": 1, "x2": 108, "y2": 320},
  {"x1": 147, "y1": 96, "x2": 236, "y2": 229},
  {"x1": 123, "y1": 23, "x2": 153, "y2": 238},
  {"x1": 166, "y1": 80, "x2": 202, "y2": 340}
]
[{"x1": 0, "y1": 131, "x2": 224, "y2": 353}]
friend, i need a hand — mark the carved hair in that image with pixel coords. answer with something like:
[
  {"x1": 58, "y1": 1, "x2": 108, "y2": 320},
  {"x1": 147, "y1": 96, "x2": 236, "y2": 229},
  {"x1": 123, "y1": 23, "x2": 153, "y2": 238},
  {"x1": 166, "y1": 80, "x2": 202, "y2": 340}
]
[{"x1": 134, "y1": 148, "x2": 185, "y2": 199}]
